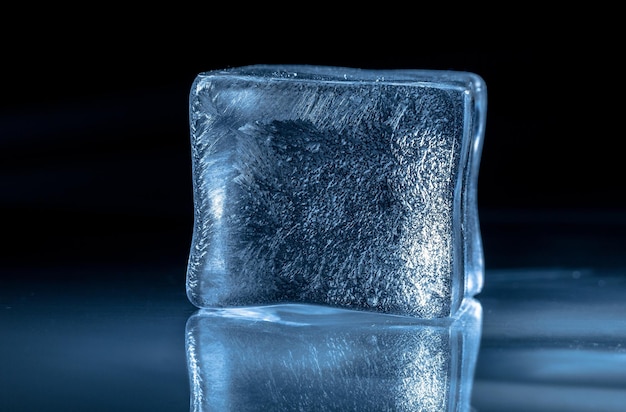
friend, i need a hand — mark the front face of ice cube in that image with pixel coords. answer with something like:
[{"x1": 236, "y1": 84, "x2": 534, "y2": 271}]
[{"x1": 187, "y1": 67, "x2": 484, "y2": 318}]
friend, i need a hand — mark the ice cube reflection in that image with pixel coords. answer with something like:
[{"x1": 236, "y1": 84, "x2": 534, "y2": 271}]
[{"x1": 185, "y1": 298, "x2": 482, "y2": 411}]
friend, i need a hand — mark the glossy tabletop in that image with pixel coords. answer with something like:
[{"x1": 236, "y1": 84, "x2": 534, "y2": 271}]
[{"x1": 2, "y1": 260, "x2": 625, "y2": 411}]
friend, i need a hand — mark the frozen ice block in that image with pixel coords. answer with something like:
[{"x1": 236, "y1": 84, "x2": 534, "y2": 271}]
[
  {"x1": 187, "y1": 64, "x2": 487, "y2": 318},
  {"x1": 185, "y1": 299, "x2": 482, "y2": 411}
]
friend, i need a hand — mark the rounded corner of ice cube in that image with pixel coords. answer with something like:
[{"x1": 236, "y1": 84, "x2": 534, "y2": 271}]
[
  {"x1": 465, "y1": 71, "x2": 487, "y2": 92},
  {"x1": 189, "y1": 72, "x2": 209, "y2": 94},
  {"x1": 185, "y1": 282, "x2": 205, "y2": 310}
]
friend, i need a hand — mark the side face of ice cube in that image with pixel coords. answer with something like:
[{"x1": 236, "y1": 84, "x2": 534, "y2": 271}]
[{"x1": 187, "y1": 65, "x2": 487, "y2": 318}]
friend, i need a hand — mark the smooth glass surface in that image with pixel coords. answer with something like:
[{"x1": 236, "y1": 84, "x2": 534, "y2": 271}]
[{"x1": 187, "y1": 65, "x2": 487, "y2": 318}]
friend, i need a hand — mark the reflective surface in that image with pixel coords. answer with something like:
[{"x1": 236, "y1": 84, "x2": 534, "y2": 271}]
[
  {"x1": 0, "y1": 273, "x2": 195, "y2": 412},
  {"x1": 2, "y1": 265, "x2": 625, "y2": 411},
  {"x1": 186, "y1": 300, "x2": 481, "y2": 411},
  {"x1": 473, "y1": 268, "x2": 626, "y2": 412}
]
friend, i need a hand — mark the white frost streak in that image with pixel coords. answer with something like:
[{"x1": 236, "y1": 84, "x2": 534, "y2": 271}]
[{"x1": 292, "y1": 88, "x2": 377, "y2": 134}]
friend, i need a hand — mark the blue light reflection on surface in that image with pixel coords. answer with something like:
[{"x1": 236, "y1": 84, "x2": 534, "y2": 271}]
[
  {"x1": 185, "y1": 299, "x2": 482, "y2": 412},
  {"x1": 472, "y1": 268, "x2": 626, "y2": 412},
  {"x1": 2, "y1": 267, "x2": 626, "y2": 411}
]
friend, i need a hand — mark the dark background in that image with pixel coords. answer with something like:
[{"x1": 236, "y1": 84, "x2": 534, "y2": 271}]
[{"x1": 2, "y1": 15, "x2": 624, "y2": 282}]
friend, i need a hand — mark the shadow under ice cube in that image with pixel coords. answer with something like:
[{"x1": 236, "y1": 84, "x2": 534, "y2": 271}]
[{"x1": 187, "y1": 65, "x2": 487, "y2": 318}]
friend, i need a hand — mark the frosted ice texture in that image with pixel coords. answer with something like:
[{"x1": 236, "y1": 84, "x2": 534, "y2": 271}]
[
  {"x1": 187, "y1": 65, "x2": 486, "y2": 318},
  {"x1": 185, "y1": 299, "x2": 482, "y2": 412}
]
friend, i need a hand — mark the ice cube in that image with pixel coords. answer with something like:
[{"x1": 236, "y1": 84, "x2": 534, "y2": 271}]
[{"x1": 187, "y1": 65, "x2": 487, "y2": 318}]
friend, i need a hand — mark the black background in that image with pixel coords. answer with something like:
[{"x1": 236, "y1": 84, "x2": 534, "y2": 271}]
[{"x1": 2, "y1": 13, "x2": 624, "y2": 282}]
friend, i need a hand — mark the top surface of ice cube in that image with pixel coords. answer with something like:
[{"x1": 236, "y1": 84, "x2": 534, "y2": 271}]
[{"x1": 197, "y1": 64, "x2": 484, "y2": 91}]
